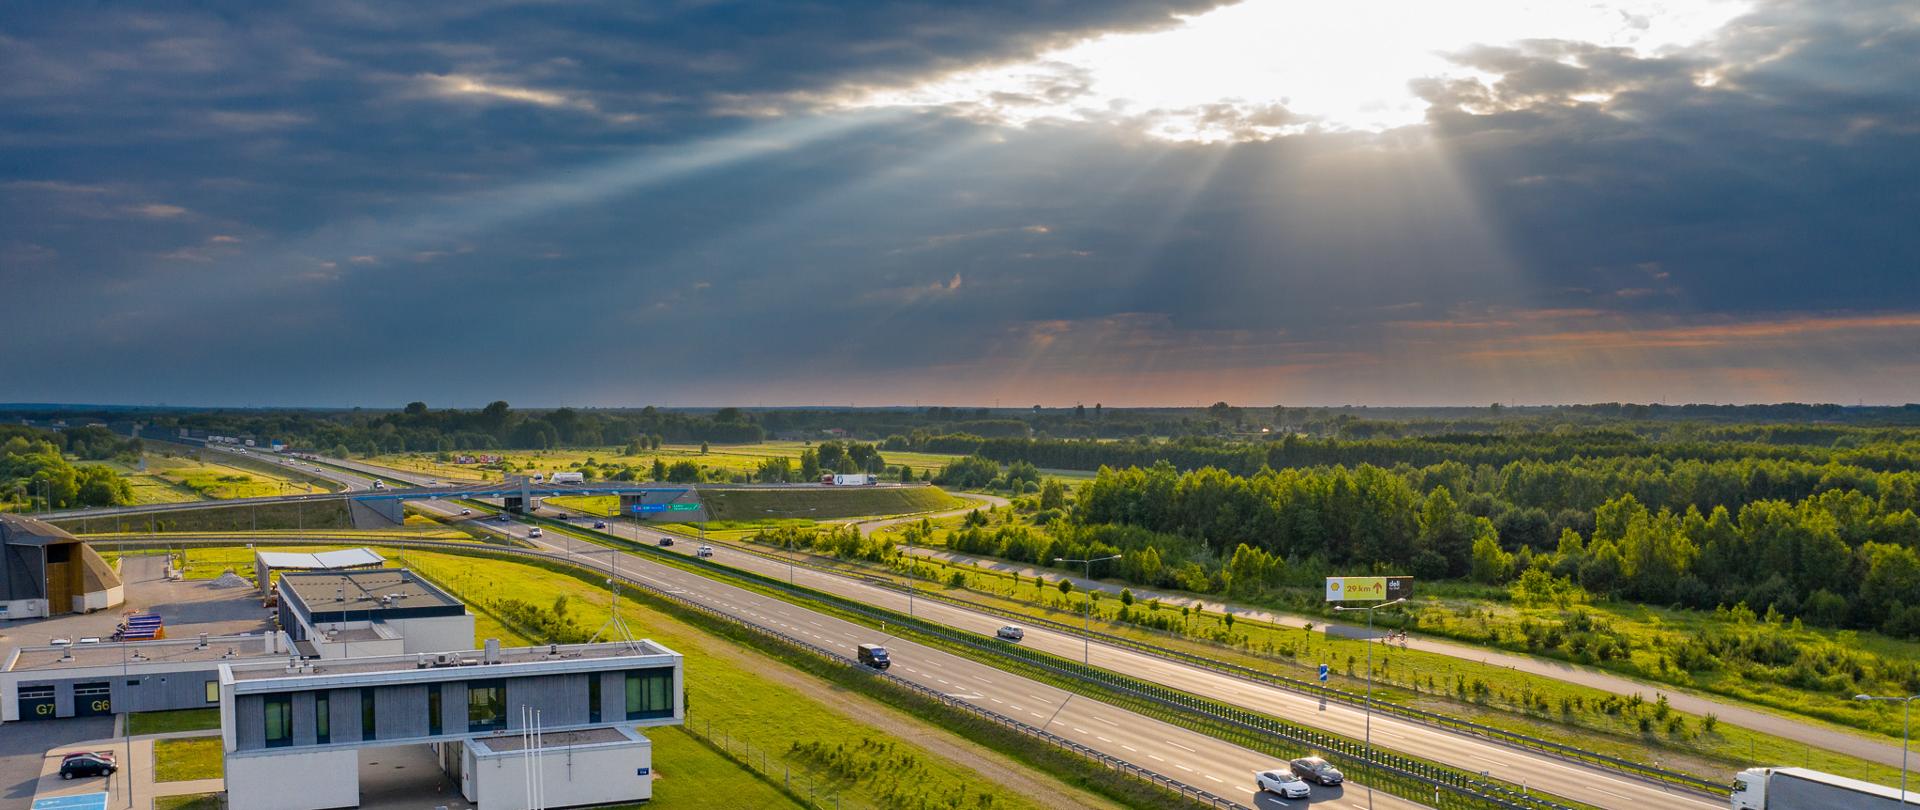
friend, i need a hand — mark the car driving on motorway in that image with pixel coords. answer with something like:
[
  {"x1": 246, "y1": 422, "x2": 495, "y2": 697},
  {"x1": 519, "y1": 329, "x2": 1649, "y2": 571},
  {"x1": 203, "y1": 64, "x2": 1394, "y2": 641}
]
[
  {"x1": 657, "y1": 537, "x2": 674, "y2": 547},
  {"x1": 528, "y1": 527, "x2": 543, "y2": 538},
  {"x1": 996, "y1": 625, "x2": 1025, "y2": 641},
  {"x1": 1257, "y1": 769, "x2": 1312, "y2": 799},
  {"x1": 697, "y1": 545, "x2": 714, "y2": 558},
  {"x1": 594, "y1": 520, "x2": 608, "y2": 529},
  {"x1": 1289, "y1": 756, "x2": 1343, "y2": 785}
]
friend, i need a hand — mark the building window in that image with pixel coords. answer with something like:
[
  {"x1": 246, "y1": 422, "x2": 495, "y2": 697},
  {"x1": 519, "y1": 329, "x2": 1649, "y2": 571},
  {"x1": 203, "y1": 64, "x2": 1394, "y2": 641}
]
[
  {"x1": 316, "y1": 693, "x2": 330, "y2": 744},
  {"x1": 467, "y1": 680, "x2": 506, "y2": 733},
  {"x1": 625, "y1": 669, "x2": 673, "y2": 720},
  {"x1": 588, "y1": 675, "x2": 601, "y2": 723},
  {"x1": 264, "y1": 694, "x2": 292, "y2": 748},
  {"x1": 428, "y1": 684, "x2": 442, "y2": 735},
  {"x1": 205, "y1": 681, "x2": 219, "y2": 704},
  {"x1": 361, "y1": 688, "x2": 377, "y2": 740}
]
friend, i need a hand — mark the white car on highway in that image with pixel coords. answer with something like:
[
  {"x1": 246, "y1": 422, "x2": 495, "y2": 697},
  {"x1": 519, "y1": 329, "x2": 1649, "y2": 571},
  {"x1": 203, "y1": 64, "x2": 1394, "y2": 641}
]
[
  {"x1": 1256, "y1": 769, "x2": 1312, "y2": 799},
  {"x1": 528, "y1": 527, "x2": 543, "y2": 538}
]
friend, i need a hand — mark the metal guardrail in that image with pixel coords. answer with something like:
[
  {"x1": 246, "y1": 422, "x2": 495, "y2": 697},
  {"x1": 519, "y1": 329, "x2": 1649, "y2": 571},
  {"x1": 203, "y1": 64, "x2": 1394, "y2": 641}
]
[
  {"x1": 95, "y1": 536, "x2": 1249, "y2": 810},
  {"x1": 719, "y1": 535, "x2": 1732, "y2": 797}
]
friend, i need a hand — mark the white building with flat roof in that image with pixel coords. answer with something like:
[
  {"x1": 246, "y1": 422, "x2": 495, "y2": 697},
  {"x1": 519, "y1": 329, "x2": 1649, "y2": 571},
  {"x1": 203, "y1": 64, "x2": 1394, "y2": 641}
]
[{"x1": 219, "y1": 639, "x2": 683, "y2": 810}]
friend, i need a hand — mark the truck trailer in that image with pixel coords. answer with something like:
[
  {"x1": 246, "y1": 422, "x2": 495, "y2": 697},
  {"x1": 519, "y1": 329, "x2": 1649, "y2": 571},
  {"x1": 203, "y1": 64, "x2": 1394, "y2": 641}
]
[
  {"x1": 1731, "y1": 767, "x2": 1915, "y2": 810},
  {"x1": 825, "y1": 473, "x2": 874, "y2": 486},
  {"x1": 549, "y1": 471, "x2": 585, "y2": 484}
]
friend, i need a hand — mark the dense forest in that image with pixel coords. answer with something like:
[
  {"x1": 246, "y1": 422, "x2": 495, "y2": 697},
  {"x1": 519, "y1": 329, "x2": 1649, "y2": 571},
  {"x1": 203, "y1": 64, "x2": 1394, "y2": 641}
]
[{"x1": 936, "y1": 459, "x2": 1920, "y2": 639}]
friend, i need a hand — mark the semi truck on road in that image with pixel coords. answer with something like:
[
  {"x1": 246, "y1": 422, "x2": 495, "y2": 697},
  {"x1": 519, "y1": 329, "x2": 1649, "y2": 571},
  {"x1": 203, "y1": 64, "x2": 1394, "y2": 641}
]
[
  {"x1": 549, "y1": 471, "x2": 585, "y2": 484},
  {"x1": 1730, "y1": 767, "x2": 1914, "y2": 810},
  {"x1": 821, "y1": 473, "x2": 875, "y2": 485}
]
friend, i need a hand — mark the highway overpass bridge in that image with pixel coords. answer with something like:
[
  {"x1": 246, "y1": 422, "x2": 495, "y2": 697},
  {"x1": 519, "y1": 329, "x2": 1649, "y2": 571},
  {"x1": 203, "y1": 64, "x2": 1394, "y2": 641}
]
[{"x1": 41, "y1": 481, "x2": 701, "y2": 526}]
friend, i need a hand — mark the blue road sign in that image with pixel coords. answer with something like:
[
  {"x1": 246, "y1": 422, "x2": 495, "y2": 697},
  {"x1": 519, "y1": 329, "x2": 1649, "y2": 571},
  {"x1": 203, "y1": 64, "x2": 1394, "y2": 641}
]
[
  {"x1": 35, "y1": 794, "x2": 110, "y2": 810},
  {"x1": 1318, "y1": 664, "x2": 1329, "y2": 682},
  {"x1": 632, "y1": 503, "x2": 668, "y2": 513}
]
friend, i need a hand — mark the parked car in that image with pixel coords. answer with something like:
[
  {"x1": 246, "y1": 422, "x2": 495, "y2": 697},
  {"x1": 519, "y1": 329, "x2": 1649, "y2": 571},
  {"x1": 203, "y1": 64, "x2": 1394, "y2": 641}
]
[
  {"x1": 528, "y1": 527, "x2": 543, "y2": 538},
  {"x1": 657, "y1": 537, "x2": 674, "y2": 547},
  {"x1": 1289, "y1": 756, "x2": 1343, "y2": 785},
  {"x1": 1257, "y1": 769, "x2": 1312, "y2": 799},
  {"x1": 996, "y1": 625, "x2": 1025, "y2": 641},
  {"x1": 59, "y1": 752, "x2": 116, "y2": 780},
  {"x1": 594, "y1": 520, "x2": 608, "y2": 529},
  {"x1": 459, "y1": 508, "x2": 472, "y2": 516},
  {"x1": 697, "y1": 545, "x2": 714, "y2": 558},
  {"x1": 857, "y1": 643, "x2": 891, "y2": 669}
]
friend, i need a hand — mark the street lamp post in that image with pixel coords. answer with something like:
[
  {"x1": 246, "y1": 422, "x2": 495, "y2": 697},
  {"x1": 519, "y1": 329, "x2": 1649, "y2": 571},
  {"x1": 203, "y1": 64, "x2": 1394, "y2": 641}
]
[
  {"x1": 1052, "y1": 554, "x2": 1121, "y2": 664},
  {"x1": 1333, "y1": 597, "x2": 1407, "y2": 810},
  {"x1": 1855, "y1": 693, "x2": 1918, "y2": 802}
]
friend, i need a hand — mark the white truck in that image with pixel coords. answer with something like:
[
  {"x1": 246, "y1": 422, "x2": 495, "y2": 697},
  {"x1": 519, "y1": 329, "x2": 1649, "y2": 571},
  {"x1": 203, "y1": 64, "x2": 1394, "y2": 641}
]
[
  {"x1": 549, "y1": 471, "x2": 585, "y2": 484},
  {"x1": 1731, "y1": 767, "x2": 1914, "y2": 810},
  {"x1": 829, "y1": 473, "x2": 874, "y2": 486}
]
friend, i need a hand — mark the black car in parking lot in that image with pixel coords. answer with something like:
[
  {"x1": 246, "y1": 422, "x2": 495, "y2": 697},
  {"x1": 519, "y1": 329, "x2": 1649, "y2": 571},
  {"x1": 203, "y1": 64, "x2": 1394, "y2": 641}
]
[{"x1": 60, "y1": 752, "x2": 117, "y2": 779}]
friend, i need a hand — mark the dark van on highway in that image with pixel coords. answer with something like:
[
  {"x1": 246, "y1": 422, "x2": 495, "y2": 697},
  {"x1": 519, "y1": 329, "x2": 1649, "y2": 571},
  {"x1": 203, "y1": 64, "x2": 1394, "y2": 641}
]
[{"x1": 857, "y1": 643, "x2": 891, "y2": 669}]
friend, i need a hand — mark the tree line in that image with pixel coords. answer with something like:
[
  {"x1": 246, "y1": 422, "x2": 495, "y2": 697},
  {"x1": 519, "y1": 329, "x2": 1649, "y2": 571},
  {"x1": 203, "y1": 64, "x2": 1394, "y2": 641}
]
[
  {"x1": 0, "y1": 425, "x2": 137, "y2": 510},
  {"x1": 966, "y1": 461, "x2": 1920, "y2": 638}
]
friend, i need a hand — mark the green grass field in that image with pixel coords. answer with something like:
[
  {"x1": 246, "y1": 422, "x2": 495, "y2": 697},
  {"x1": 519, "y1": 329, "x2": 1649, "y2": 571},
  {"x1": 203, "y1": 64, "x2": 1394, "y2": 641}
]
[
  {"x1": 154, "y1": 736, "x2": 223, "y2": 782},
  {"x1": 645, "y1": 726, "x2": 806, "y2": 809},
  {"x1": 130, "y1": 708, "x2": 220, "y2": 735},
  {"x1": 546, "y1": 484, "x2": 970, "y2": 524},
  {"x1": 372, "y1": 442, "x2": 971, "y2": 480},
  {"x1": 102, "y1": 454, "x2": 326, "y2": 501},
  {"x1": 701, "y1": 486, "x2": 967, "y2": 521}
]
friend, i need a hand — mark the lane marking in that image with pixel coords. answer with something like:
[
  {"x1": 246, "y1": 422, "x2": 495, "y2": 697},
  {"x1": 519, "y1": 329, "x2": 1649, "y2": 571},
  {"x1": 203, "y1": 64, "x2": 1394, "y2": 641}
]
[{"x1": 1165, "y1": 740, "x2": 1196, "y2": 753}]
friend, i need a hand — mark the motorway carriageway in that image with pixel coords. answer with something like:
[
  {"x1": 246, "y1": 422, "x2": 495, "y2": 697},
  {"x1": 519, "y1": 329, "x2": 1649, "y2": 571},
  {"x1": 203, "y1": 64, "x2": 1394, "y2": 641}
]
[
  {"x1": 381, "y1": 495, "x2": 1412, "y2": 808},
  {"x1": 336, "y1": 457, "x2": 1717, "y2": 810}
]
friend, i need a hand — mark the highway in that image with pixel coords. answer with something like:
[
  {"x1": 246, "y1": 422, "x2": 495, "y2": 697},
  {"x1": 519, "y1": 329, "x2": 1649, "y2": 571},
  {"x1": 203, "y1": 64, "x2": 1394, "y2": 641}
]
[
  {"x1": 393, "y1": 500, "x2": 1405, "y2": 809},
  {"x1": 61, "y1": 449, "x2": 1717, "y2": 809},
  {"x1": 348, "y1": 458, "x2": 1712, "y2": 810}
]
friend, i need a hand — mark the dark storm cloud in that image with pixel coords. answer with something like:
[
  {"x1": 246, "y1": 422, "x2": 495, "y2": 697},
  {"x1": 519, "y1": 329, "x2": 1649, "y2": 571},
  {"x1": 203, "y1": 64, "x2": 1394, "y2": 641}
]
[{"x1": 2, "y1": 0, "x2": 1918, "y2": 406}]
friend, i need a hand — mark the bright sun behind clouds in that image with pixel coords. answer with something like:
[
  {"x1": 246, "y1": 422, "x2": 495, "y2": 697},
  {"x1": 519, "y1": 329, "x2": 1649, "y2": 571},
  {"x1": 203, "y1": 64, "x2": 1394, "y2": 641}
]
[{"x1": 843, "y1": 0, "x2": 1752, "y2": 141}]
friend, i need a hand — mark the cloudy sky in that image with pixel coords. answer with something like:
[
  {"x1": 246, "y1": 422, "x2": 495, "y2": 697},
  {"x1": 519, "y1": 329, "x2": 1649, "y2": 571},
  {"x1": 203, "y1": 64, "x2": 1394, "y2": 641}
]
[{"x1": 3, "y1": 0, "x2": 1916, "y2": 407}]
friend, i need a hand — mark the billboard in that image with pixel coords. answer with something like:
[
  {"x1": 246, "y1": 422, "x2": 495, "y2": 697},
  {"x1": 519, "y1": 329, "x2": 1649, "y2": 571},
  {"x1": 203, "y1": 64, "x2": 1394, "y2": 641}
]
[{"x1": 1325, "y1": 576, "x2": 1414, "y2": 602}]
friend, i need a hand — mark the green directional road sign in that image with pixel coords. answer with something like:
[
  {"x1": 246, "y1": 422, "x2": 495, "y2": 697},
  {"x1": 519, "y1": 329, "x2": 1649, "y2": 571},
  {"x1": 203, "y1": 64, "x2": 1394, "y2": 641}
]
[{"x1": 668, "y1": 503, "x2": 701, "y2": 511}]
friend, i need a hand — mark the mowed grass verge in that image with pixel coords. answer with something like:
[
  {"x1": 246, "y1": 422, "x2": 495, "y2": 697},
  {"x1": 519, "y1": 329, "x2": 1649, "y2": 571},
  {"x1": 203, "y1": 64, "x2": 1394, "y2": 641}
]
[
  {"x1": 701, "y1": 485, "x2": 967, "y2": 521},
  {"x1": 644, "y1": 726, "x2": 807, "y2": 810}
]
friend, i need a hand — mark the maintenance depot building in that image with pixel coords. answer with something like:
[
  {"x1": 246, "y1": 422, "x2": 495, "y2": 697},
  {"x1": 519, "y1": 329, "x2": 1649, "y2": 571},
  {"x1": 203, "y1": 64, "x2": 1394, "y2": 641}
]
[{"x1": 0, "y1": 513, "x2": 124, "y2": 619}]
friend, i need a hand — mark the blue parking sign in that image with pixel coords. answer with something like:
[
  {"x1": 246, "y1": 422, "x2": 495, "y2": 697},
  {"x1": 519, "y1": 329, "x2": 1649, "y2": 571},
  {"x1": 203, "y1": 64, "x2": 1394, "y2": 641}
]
[{"x1": 1318, "y1": 664, "x2": 1329, "y2": 682}]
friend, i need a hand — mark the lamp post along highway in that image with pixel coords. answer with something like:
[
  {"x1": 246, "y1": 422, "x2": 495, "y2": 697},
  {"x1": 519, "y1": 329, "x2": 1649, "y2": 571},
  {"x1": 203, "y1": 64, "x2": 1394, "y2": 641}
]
[
  {"x1": 1053, "y1": 554, "x2": 1120, "y2": 664},
  {"x1": 1333, "y1": 595, "x2": 1406, "y2": 810},
  {"x1": 1855, "y1": 693, "x2": 1918, "y2": 802}
]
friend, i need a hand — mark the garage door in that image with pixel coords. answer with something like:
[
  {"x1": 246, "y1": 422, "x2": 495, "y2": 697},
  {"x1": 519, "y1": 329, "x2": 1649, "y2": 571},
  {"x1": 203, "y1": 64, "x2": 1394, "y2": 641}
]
[
  {"x1": 17, "y1": 686, "x2": 55, "y2": 720},
  {"x1": 73, "y1": 683, "x2": 112, "y2": 717}
]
